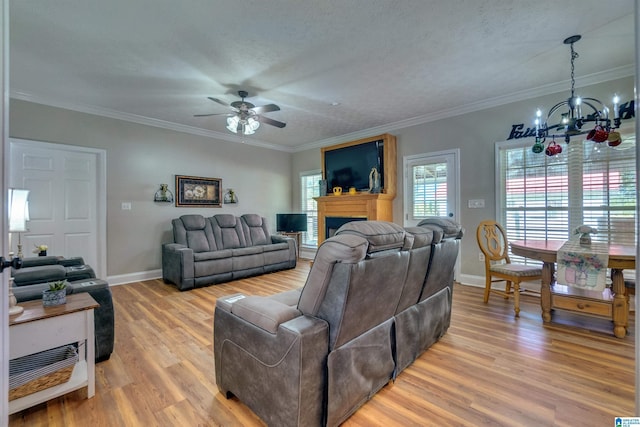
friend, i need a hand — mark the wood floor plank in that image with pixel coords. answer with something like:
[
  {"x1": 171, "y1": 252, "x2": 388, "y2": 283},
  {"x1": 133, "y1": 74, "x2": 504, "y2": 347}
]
[{"x1": 9, "y1": 260, "x2": 636, "y2": 426}]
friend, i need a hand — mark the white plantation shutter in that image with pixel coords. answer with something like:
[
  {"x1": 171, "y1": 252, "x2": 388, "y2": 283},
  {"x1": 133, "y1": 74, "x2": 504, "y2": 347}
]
[
  {"x1": 300, "y1": 171, "x2": 322, "y2": 246},
  {"x1": 412, "y1": 163, "x2": 448, "y2": 218},
  {"x1": 498, "y1": 135, "x2": 636, "y2": 263}
]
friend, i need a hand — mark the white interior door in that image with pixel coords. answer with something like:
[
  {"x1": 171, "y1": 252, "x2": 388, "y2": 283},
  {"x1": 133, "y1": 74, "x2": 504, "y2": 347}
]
[
  {"x1": 403, "y1": 149, "x2": 460, "y2": 227},
  {"x1": 10, "y1": 139, "x2": 106, "y2": 277}
]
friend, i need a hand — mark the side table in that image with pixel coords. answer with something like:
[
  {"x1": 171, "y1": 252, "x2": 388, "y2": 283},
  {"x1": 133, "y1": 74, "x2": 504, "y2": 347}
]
[
  {"x1": 280, "y1": 231, "x2": 302, "y2": 259},
  {"x1": 9, "y1": 292, "x2": 99, "y2": 414}
]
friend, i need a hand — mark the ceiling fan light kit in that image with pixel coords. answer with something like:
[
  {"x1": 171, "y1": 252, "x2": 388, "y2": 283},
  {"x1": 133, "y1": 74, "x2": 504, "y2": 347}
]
[
  {"x1": 531, "y1": 35, "x2": 622, "y2": 156},
  {"x1": 197, "y1": 90, "x2": 286, "y2": 136}
]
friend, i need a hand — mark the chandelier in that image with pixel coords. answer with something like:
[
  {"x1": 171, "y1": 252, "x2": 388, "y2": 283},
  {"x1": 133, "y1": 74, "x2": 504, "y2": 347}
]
[
  {"x1": 226, "y1": 115, "x2": 260, "y2": 135},
  {"x1": 532, "y1": 35, "x2": 622, "y2": 156}
]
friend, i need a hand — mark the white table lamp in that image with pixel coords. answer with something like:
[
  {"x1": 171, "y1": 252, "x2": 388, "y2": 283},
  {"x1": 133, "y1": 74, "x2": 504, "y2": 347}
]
[{"x1": 8, "y1": 188, "x2": 30, "y2": 259}]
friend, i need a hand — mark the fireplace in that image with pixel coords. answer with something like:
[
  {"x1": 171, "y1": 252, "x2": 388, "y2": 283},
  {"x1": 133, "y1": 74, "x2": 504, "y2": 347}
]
[{"x1": 325, "y1": 216, "x2": 367, "y2": 239}]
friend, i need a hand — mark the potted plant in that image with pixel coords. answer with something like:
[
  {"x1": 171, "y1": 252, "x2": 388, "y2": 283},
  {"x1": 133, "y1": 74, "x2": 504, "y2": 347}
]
[
  {"x1": 33, "y1": 244, "x2": 48, "y2": 257},
  {"x1": 43, "y1": 280, "x2": 68, "y2": 306}
]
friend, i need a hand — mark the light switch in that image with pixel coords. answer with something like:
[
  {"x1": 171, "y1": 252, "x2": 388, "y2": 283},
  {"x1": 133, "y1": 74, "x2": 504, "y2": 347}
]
[
  {"x1": 468, "y1": 199, "x2": 485, "y2": 209},
  {"x1": 121, "y1": 202, "x2": 132, "y2": 210}
]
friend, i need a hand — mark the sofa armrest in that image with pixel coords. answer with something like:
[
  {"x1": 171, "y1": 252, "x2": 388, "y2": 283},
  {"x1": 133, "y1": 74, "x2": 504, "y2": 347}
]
[
  {"x1": 271, "y1": 234, "x2": 295, "y2": 248},
  {"x1": 229, "y1": 296, "x2": 302, "y2": 334},
  {"x1": 214, "y1": 307, "x2": 327, "y2": 427},
  {"x1": 13, "y1": 265, "x2": 67, "y2": 287},
  {"x1": 58, "y1": 257, "x2": 86, "y2": 267},
  {"x1": 162, "y1": 243, "x2": 195, "y2": 291}
]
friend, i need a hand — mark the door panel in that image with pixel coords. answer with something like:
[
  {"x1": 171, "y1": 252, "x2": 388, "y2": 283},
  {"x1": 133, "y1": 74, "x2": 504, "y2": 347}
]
[{"x1": 10, "y1": 140, "x2": 101, "y2": 274}]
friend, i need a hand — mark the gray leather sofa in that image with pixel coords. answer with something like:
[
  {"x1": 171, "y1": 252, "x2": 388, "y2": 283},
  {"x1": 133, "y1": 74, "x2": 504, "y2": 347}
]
[
  {"x1": 214, "y1": 218, "x2": 463, "y2": 426},
  {"x1": 162, "y1": 213, "x2": 297, "y2": 291},
  {"x1": 11, "y1": 256, "x2": 115, "y2": 362}
]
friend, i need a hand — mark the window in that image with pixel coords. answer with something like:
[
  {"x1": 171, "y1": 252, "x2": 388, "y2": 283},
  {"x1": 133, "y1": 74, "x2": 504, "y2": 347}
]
[
  {"x1": 300, "y1": 171, "x2": 322, "y2": 246},
  {"x1": 497, "y1": 135, "x2": 636, "y2": 262},
  {"x1": 404, "y1": 150, "x2": 459, "y2": 226},
  {"x1": 411, "y1": 162, "x2": 449, "y2": 218}
]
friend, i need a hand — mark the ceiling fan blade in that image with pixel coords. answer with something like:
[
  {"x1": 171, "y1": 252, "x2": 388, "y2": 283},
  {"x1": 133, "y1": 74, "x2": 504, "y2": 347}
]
[
  {"x1": 208, "y1": 97, "x2": 240, "y2": 112},
  {"x1": 260, "y1": 116, "x2": 287, "y2": 128},
  {"x1": 194, "y1": 112, "x2": 234, "y2": 117},
  {"x1": 251, "y1": 104, "x2": 280, "y2": 114}
]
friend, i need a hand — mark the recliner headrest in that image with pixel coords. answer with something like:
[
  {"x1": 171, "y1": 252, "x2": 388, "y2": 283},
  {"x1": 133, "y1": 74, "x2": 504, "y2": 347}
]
[
  {"x1": 241, "y1": 214, "x2": 263, "y2": 227},
  {"x1": 404, "y1": 226, "x2": 435, "y2": 248},
  {"x1": 213, "y1": 214, "x2": 238, "y2": 228},
  {"x1": 180, "y1": 214, "x2": 206, "y2": 230},
  {"x1": 334, "y1": 220, "x2": 406, "y2": 253},
  {"x1": 417, "y1": 217, "x2": 464, "y2": 239}
]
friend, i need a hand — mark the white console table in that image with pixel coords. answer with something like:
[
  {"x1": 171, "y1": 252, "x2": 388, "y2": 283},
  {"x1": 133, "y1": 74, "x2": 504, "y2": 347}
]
[{"x1": 9, "y1": 292, "x2": 98, "y2": 414}]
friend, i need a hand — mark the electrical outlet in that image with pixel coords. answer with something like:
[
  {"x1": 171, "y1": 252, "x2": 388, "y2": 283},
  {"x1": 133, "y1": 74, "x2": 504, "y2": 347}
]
[
  {"x1": 121, "y1": 202, "x2": 132, "y2": 210},
  {"x1": 479, "y1": 252, "x2": 485, "y2": 262},
  {"x1": 468, "y1": 199, "x2": 485, "y2": 208}
]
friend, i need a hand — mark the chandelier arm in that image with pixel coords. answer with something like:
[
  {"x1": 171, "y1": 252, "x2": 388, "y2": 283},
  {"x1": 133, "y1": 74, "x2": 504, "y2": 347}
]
[
  {"x1": 580, "y1": 98, "x2": 609, "y2": 119},
  {"x1": 546, "y1": 101, "x2": 570, "y2": 120}
]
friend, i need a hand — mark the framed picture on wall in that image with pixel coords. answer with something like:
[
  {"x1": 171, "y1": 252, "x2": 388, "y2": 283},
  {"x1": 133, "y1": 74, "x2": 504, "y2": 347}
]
[{"x1": 175, "y1": 175, "x2": 222, "y2": 207}]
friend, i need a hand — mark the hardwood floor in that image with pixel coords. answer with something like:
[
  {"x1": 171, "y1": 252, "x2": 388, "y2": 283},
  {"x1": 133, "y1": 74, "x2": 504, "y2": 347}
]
[{"x1": 9, "y1": 261, "x2": 635, "y2": 426}]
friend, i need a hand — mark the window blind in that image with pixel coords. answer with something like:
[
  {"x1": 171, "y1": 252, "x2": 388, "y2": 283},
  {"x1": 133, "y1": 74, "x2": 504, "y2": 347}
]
[
  {"x1": 498, "y1": 136, "x2": 636, "y2": 263},
  {"x1": 300, "y1": 172, "x2": 321, "y2": 246}
]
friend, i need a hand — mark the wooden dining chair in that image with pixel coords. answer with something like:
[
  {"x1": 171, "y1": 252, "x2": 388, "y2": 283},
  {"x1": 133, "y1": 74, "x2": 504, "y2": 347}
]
[{"x1": 476, "y1": 220, "x2": 543, "y2": 317}]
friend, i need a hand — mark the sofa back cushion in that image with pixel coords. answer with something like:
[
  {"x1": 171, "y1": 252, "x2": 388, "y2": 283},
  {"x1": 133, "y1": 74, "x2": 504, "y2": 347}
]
[
  {"x1": 240, "y1": 214, "x2": 271, "y2": 246},
  {"x1": 417, "y1": 217, "x2": 464, "y2": 301},
  {"x1": 299, "y1": 221, "x2": 411, "y2": 349},
  {"x1": 210, "y1": 214, "x2": 247, "y2": 249},
  {"x1": 334, "y1": 220, "x2": 408, "y2": 253},
  {"x1": 173, "y1": 214, "x2": 218, "y2": 252}
]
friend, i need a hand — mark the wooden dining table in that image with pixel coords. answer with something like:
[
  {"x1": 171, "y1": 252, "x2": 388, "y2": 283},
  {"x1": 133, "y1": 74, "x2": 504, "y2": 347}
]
[{"x1": 510, "y1": 239, "x2": 636, "y2": 338}]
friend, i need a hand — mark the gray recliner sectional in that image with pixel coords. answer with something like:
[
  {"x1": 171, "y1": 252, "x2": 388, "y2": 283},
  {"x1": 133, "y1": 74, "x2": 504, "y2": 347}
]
[
  {"x1": 162, "y1": 213, "x2": 297, "y2": 291},
  {"x1": 11, "y1": 256, "x2": 115, "y2": 362},
  {"x1": 213, "y1": 218, "x2": 463, "y2": 426}
]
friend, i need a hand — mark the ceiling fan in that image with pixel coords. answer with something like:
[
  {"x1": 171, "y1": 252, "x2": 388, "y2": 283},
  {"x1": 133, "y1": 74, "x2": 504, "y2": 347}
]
[{"x1": 195, "y1": 90, "x2": 286, "y2": 135}]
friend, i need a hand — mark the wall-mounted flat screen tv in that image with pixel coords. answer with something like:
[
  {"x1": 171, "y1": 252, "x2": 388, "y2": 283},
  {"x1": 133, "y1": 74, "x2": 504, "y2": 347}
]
[
  {"x1": 276, "y1": 213, "x2": 308, "y2": 232},
  {"x1": 323, "y1": 140, "x2": 384, "y2": 192}
]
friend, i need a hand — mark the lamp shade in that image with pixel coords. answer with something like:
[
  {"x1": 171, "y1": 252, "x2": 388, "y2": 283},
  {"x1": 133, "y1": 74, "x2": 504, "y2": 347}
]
[{"x1": 8, "y1": 188, "x2": 30, "y2": 232}]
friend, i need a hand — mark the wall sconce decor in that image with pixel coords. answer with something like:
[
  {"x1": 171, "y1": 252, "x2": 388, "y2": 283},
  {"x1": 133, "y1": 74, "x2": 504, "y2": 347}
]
[
  {"x1": 224, "y1": 189, "x2": 238, "y2": 204},
  {"x1": 154, "y1": 184, "x2": 174, "y2": 203}
]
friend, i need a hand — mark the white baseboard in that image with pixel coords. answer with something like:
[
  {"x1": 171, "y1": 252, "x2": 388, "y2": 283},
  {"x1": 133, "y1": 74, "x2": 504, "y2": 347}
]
[
  {"x1": 107, "y1": 269, "x2": 162, "y2": 286},
  {"x1": 299, "y1": 247, "x2": 317, "y2": 260}
]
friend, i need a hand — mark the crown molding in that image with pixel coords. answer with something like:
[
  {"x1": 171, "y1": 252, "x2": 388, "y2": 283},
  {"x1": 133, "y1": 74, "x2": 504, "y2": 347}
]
[
  {"x1": 10, "y1": 63, "x2": 633, "y2": 155},
  {"x1": 9, "y1": 90, "x2": 294, "y2": 152},
  {"x1": 292, "y1": 64, "x2": 635, "y2": 152}
]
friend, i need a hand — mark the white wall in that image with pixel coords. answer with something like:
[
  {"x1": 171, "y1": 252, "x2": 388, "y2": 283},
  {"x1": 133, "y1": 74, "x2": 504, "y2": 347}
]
[
  {"x1": 292, "y1": 76, "x2": 636, "y2": 281},
  {"x1": 9, "y1": 99, "x2": 293, "y2": 278}
]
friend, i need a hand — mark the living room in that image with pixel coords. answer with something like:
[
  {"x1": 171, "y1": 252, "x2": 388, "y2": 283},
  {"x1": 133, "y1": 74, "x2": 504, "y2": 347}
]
[{"x1": 2, "y1": 1, "x2": 639, "y2": 426}]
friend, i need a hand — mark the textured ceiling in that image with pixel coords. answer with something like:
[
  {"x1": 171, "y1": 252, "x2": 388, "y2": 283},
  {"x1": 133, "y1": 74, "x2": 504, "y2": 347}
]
[{"x1": 9, "y1": 1, "x2": 636, "y2": 152}]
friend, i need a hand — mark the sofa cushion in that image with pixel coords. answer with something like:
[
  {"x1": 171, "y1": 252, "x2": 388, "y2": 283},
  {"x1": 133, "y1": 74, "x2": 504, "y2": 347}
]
[
  {"x1": 13, "y1": 265, "x2": 67, "y2": 287},
  {"x1": 211, "y1": 214, "x2": 247, "y2": 249},
  {"x1": 193, "y1": 249, "x2": 233, "y2": 261},
  {"x1": 177, "y1": 214, "x2": 218, "y2": 252},
  {"x1": 335, "y1": 220, "x2": 406, "y2": 253},
  {"x1": 404, "y1": 226, "x2": 435, "y2": 249},
  {"x1": 232, "y1": 246, "x2": 263, "y2": 256},
  {"x1": 298, "y1": 234, "x2": 368, "y2": 315},
  {"x1": 186, "y1": 230, "x2": 212, "y2": 253},
  {"x1": 181, "y1": 214, "x2": 207, "y2": 230},
  {"x1": 262, "y1": 242, "x2": 289, "y2": 252},
  {"x1": 418, "y1": 217, "x2": 464, "y2": 238},
  {"x1": 241, "y1": 214, "x2": 271, "y2": 246},
  {"x1": 19, "y1": 256, "x2": 60, "y2": 267}
]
